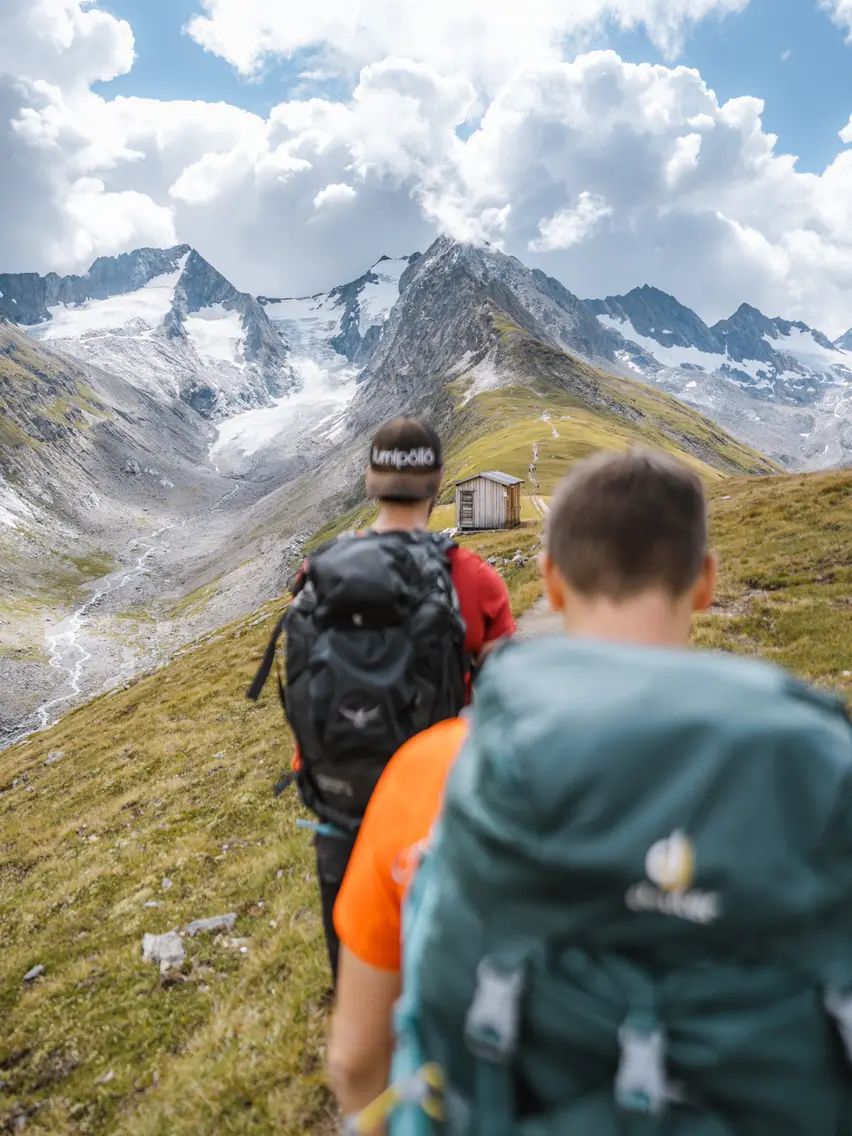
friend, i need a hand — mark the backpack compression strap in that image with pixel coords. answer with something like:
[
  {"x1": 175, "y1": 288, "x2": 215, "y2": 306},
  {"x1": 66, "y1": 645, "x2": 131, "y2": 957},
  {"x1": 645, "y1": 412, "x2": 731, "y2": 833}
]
[{"x1": 343, "y1": 1064, "x2": 445, "y2": 1135}]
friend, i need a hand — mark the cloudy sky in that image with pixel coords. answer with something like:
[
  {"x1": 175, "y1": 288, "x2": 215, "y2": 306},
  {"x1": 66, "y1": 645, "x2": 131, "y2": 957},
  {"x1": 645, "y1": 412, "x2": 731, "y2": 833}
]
[{"x1": 2, "y1": 0, "x2": 852, "y2": 336}]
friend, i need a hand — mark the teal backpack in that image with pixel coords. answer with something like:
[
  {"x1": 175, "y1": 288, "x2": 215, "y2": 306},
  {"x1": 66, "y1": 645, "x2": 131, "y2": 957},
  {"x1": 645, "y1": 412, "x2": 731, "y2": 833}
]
[{"x1": 386, "y1": 637, "x2": 852, "y2": 1136}]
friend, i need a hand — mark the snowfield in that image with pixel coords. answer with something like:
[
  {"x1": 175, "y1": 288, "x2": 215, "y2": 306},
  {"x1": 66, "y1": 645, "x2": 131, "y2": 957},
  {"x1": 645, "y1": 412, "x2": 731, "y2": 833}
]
[
  {"x1": 210, "y1": 356, "x2": 358, "y2": 472},
  {"x1": 262, "y1": 294, "x2": 344, "y2": 369},
  {"x1": 185, "y1": 305, "x2": 246, "y2": 366},
  {"x1": 31, "y1": 257, "x2": 188, "y2": 342},
  {"x1": 597, "y1": 313, "x2": 758, "y2": 378},
  {"x1": 0, "y1": 476, "x2": 34, "y2": 529},
  {"x1": 771, "y1": 328, "x2": 851, "y2": 374},
  {"x1": 358, "y1": 258, "x2": 409, "y2": 330},
  {"x1": 263, "y1": 256, "x2": 409, "y2": 361},
  {"x1": 597, "y1": 313, "x2": 852, "y2": 385}
]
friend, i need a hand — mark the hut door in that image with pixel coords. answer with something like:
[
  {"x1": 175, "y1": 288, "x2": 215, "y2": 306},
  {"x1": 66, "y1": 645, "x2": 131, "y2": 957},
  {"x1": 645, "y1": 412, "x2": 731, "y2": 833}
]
[{"x1": 459, "y1": 490, "x2": 474, "y2": 527}]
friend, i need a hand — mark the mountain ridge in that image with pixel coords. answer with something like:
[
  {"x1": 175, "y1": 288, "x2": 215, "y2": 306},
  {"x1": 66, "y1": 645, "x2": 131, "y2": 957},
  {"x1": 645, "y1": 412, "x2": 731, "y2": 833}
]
[{"x1": 2, "y1": 246, "x2": 297, "y2": 420}]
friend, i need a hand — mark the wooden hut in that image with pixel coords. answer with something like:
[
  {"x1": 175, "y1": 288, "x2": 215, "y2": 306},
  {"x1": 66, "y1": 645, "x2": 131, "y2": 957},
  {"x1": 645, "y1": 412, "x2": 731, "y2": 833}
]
[{"x1": 454, "y1": 471, "x2": 523, "y2": 531}]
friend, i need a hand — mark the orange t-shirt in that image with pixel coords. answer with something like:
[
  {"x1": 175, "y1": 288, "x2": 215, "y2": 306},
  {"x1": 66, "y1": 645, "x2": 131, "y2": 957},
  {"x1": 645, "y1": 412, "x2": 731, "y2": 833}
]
[{"x1": 333, "y1": 717, "x2": 469, "y2": 972}]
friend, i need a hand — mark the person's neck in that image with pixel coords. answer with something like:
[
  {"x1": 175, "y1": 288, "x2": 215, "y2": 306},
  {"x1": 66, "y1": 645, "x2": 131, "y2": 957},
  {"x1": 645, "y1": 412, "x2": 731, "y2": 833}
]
[
  {"x1": 561, "y1": 590, "x2": 693, "y2": 649},
  {"x1": 371, "y1": 501, "x2": 431, "y2": 533}
]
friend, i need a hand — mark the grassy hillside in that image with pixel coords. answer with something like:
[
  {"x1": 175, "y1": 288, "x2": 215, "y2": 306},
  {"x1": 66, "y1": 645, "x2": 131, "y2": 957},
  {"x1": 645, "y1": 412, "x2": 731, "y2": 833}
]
[
  {"x1": 0, "y1": 322, "x2": 105, "y2": 453},
  {"x1": 0, "y1": 380, "x2": 843, "y2": 1134}
]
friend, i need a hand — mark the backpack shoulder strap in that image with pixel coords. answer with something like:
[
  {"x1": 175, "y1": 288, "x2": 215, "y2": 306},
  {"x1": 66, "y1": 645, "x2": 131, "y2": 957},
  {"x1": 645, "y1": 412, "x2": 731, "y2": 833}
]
[
  {"x1": 246, "y1": 612, "x2": 287, "y2": 702},
  {"x1": 249, "y1": 532, "x2": 360, "y2": 701},
  {"x1": 429, "y1": 531, "x2": 458, "y2": 559}
]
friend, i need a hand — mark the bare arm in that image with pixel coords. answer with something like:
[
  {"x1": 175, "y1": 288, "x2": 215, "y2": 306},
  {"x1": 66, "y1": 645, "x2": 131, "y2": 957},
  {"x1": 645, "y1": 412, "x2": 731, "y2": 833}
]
[
  {"x1": 328, "y1": 947, "x2": 402, "y2": 1124},
  {"x1": 476, "y1": 637, "x2": 506, "y2": 663}
]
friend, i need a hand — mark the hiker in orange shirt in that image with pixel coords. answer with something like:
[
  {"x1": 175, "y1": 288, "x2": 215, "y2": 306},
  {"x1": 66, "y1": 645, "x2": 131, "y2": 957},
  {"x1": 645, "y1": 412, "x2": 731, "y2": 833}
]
[{"x1": 327, "y1": 447, "x2": 718, "y2": 1119}]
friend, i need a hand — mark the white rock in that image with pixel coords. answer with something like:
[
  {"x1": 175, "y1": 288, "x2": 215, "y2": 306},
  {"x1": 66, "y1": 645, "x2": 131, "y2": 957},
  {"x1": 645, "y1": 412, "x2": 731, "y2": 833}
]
[{"x1": 142, "y1": 931, "x2": 186, "y2": 974}]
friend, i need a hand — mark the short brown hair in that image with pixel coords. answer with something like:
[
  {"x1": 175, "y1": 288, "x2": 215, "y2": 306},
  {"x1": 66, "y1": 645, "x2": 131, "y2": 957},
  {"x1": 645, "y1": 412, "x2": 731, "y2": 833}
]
[
  {"x1": 365, "y1": 417, "x2": 443, "y2": 502},
  {"x1": 546, "y1": 447, "x2": 708, "y2": 599}
]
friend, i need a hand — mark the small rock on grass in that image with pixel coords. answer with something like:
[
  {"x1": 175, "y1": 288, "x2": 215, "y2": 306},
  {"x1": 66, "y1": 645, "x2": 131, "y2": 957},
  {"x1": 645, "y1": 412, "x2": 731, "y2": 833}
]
[
  {"x1": 23, "y1": 965, "x2": 44, "y2": 983},
  {"x1": 44, "y1": 751, "x2": 64, "y2": 766},
  {"x1": 185, "y1": 913, "x2": 236, "y2": 937},
  {"x1": 142, "y1": 932, "x2": 186, "y2": 974}
]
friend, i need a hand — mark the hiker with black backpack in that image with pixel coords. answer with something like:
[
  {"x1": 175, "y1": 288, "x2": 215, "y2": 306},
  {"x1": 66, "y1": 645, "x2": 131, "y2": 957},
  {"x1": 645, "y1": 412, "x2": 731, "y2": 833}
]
[
  {"x1": 248, "y1": 418, "x2": 515, "y2": 987},
  {"x1": 329, "y1": 447, "x2": 852, "y2": 1135}
]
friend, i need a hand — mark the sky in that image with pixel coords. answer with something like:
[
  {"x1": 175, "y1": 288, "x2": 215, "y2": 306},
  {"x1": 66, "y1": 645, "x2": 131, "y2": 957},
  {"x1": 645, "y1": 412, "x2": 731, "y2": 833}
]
[{"x1": 2, "y1": 0, "x2": 852, "y2": 335}]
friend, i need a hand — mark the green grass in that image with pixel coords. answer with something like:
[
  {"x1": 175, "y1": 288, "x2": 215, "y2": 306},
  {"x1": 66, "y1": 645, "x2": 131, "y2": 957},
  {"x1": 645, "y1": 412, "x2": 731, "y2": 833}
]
[
  {"x1": 693, "y1": 470, "x2": 852, "y2": 694},
  {"x1": 70, "y1": 553, "x2": 117, "y2": 579},
  {"x1": 0, "y1": 600, "x2": 336, "y2": 1136},
  {"x1": 169, "y1": 581, "x2": 219, "y2": 620}
]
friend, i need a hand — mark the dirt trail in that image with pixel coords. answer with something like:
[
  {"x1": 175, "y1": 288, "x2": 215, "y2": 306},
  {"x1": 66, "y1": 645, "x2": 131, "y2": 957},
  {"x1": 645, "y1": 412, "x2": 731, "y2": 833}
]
[{"x1": 517, "y1": 597, "x2": 563, "y2": 639}]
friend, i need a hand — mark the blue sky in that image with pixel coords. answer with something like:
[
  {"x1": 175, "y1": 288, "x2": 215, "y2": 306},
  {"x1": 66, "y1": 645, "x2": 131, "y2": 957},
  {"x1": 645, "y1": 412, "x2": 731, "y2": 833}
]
[
  {"x1": 97, "y1": 0, "x2": 303, "y2": 115},
  {"x1": 98, "y1": 0, "x2": 852, "y2": 174},
  {"x1": 608, "y1": 0, "x2": 852, "y2": 173}
]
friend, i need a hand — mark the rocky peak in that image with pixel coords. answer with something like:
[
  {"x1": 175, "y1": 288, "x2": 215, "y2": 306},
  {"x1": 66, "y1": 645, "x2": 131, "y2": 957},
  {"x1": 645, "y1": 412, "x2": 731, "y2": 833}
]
[
  {"x1": 348, "y1": 235, "x2": 630, "y2": 427},
  {"x1": 403, "y1": 237, "x2": 620, "y2": 363},
  {"x1": 711, "y1": 304, "x2": 838, "y2": 368},
  {"x1": 85, "y1": 245, "x2": 191, "y2": 301},
  {"x1": 0, "y1": 245, "x2": 192, "y2": 327},
  {"x1": 164, "y1": 249, "x2": 239, "y2": 341},
  {"x1": 587, "y1": 285, "x2": 720, "y2": 355}
]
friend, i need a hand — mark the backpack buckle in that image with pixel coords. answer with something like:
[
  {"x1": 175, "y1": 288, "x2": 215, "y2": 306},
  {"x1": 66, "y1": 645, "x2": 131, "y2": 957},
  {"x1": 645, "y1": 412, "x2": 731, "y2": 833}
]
[
  {"x1": 464, "y1": 957, "x2": 524, "y2": 1064},
  {"x1": 615, "y1": 1016, "x2": 671, "y2": 1116}
]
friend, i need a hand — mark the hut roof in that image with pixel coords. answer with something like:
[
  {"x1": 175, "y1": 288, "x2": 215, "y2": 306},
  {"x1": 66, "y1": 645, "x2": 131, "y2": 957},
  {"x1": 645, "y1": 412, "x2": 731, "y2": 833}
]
[{"x1": 455, "y1": 470, "x2": 524, "y2": 488}]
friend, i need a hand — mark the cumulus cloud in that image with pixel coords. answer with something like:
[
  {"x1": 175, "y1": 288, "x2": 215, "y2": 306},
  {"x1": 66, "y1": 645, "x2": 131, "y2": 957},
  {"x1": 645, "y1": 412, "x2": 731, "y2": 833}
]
[
  {"x1": 822, "y1": 0, "x2": 852, "y2": 38},
  {"x1": 4, "y1": 0, "x2": 852, "y2": 337},
  {"x1": 530, "y1": 193, "x2": 614, "y2": 252},
  {"x1": 0, "y1": 0, "x2": 134, "y2": 87},
  {"x1": 185, "y1": 0, "x2": 750, "y2": 84},
  {"x1": 313, "y1": 183, "x2": 357, "y2": 209},
  {"x1": 0, "y1": 1, "x2": 179, "y2": 272}
]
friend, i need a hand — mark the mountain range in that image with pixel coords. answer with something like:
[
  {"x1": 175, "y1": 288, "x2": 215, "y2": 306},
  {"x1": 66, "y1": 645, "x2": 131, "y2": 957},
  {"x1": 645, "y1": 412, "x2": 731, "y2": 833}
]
[
  {"x1": 2, "y1": 230, "x2": 849, "y2": 742},
  {"x1": 5, "y1": 235, "x2": 851, "y2": 470},
  {"x1": 0, "y1": 246, "x2": 296, "y2": 420}
]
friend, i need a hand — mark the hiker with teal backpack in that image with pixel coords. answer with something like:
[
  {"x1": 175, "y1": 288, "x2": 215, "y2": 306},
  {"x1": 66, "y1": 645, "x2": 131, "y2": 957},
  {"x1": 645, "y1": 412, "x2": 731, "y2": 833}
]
[
  {"x1": 247, "y1": 417, "x2": 515, "y2": 988},
  {"x1": 330, "y1": 447, "x2": 852, "y2": 1135}
]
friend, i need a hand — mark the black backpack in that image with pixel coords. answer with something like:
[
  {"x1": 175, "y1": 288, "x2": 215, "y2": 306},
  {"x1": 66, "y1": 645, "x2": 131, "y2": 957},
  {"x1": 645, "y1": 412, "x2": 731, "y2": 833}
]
[{"x1": 247, "y1": 530, "x2": 468, "y2": 835}]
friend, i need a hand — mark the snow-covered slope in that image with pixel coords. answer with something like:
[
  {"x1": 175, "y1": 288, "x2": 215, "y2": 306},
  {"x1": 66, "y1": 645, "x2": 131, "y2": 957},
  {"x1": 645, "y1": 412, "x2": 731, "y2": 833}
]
[
  {"x1": 2, "y1": 247, "x2": 297, "y2": 420},
  {"x1": 259, "y1": 254, "x2": 420, "y2": 370},
  {"x1": 587, "y1": 286, "x2": 852, "y2": 469},
  {"x1": 590, "y1": 287, "x2": 852, "y2": 391}
]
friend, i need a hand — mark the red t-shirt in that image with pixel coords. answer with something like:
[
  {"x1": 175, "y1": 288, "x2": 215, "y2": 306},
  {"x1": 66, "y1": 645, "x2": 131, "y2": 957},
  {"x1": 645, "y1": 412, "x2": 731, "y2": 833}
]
[{"x1": 446, "y1": 544, "x2": 516, "y2": 658}]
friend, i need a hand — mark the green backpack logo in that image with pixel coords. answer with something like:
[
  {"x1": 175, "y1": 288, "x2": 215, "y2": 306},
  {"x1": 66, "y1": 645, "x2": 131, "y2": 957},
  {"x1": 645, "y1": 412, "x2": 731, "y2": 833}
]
[{"x1": 626, "y1": 830, "x2": 721, "y2": 924}]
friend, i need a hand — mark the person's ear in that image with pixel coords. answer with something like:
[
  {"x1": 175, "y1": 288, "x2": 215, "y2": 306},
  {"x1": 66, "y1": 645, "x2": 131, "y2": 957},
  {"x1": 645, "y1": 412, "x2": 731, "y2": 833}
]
[
  {"x1": 691, "y1": 552, "x2": 717, "y2": 613},
  {"x1": 540, "y1": 551, "x2": 568, "y2": 613}
]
